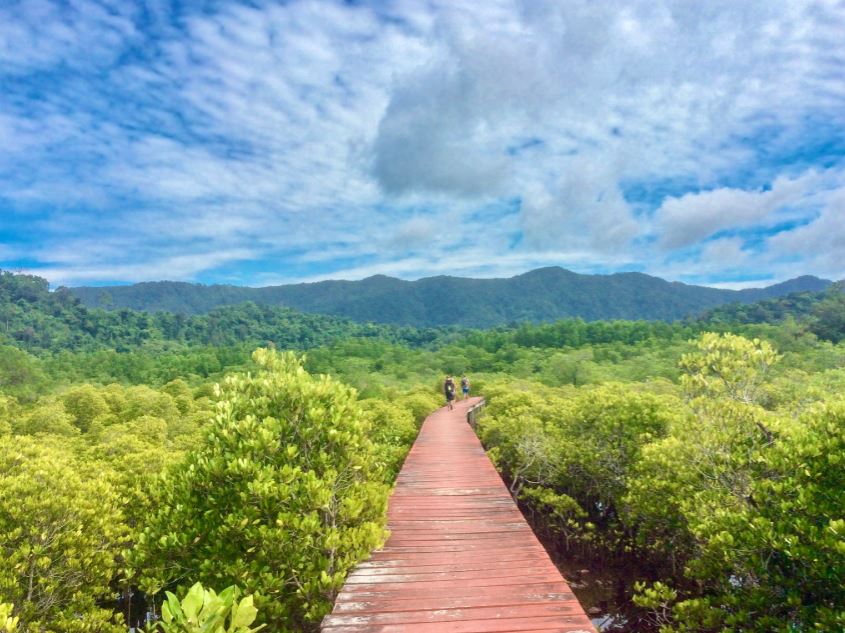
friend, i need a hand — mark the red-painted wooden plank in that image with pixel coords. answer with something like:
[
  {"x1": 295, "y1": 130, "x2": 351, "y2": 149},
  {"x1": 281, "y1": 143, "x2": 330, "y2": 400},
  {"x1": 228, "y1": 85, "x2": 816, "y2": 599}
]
[
  {"x1": 335, "y1": 582, "x2": 570, "y2": 604},
  {"x1": 321, "y1": 398, "x2": 596, "y2": 633}
]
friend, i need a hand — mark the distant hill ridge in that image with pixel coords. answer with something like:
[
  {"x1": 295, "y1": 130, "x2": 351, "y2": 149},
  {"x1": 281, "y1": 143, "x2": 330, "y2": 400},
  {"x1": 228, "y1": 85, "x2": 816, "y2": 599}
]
[{"x1": 69, "y1": 267, "x2": 833, "y2": 327}]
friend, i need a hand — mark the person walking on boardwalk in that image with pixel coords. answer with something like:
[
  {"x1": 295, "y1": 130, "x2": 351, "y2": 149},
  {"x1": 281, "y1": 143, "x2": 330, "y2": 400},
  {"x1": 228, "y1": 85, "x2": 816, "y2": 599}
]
[
  {"x1": 444, "y1": 375, "x2": 456, "y2": 410},
  {"x1": 460, "y1": 375, "x2": 470, "y2": 400}
]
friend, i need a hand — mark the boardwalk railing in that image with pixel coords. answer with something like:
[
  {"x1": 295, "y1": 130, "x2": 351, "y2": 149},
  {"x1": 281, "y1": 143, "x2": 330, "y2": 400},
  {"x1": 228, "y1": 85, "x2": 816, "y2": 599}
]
[
  {"x1": 466, "y1": 397, "x2": 485, "y2": 430},
  {"x1": 321, "y1": 397, "x2": 596, "y2": 632}
]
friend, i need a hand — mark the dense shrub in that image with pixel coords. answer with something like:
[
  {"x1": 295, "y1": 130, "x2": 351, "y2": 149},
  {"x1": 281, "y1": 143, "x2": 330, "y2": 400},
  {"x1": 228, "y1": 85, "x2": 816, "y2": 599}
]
[{"x1": 129, "y1": 350, "x2": 392, "y2": 631}]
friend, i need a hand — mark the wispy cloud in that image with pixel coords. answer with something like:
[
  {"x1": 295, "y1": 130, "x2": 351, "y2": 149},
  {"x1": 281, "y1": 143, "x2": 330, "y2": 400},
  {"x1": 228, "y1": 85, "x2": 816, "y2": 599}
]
[{"x1": 1, "y1": 0, "x2": 844, "y2": 286}]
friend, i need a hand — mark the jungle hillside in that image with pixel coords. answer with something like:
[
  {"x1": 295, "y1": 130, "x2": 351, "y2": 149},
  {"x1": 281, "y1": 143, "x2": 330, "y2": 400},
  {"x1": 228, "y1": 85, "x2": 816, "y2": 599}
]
[{"x1": 68, "y1": 268, "x2": 832, "y2": 326}]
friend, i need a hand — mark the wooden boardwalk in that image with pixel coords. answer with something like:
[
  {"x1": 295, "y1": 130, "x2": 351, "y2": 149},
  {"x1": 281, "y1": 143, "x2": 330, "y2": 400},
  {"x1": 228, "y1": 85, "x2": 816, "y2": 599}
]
[{"x1": 321, "y1": 397, "x2": 596, "y2": 633}]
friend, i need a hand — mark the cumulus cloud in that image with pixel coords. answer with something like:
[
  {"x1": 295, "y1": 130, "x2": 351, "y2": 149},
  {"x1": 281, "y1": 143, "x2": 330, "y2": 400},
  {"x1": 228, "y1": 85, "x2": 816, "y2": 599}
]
[
  {"x1": 368, "y1": 0, "x2": 845, "y2": 274},
  {"x1": 648, "y1": 172, "x2": 845, "y2": 284},
  {"x1": 699, "y1": 238, "x2": 749, "y2": 267},
  {"x1": 766, "y1": 187, "x2": 845, "y2": 280},
  {"x1": 383, "y1": 217, "x2": 441, "y2": 251},
  {"x1": 519, "y1": 182, "x2": 627, "y2": 253},
  {"x1": 0, "y1": 0, "x2": 844, "y2": 286},
  {"x1": 520, "y1": 158, "x2": 640, "y2": 252},
  {"x1": 653, "y1": 170, "x2": 829, "y2": 250}
]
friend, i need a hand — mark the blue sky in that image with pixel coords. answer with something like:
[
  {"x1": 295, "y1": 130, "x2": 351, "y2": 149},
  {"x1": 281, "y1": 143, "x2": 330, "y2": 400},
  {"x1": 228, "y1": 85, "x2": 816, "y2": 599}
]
[{"x1": 1, "y1": 0, "x2": 844, "y2": 288}]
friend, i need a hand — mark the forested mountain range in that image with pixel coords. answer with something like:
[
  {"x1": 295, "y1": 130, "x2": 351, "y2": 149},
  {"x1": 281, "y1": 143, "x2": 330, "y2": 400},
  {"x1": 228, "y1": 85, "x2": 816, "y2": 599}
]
[
  {"x1": 69, "y1": 267, "x2": 833, "y2": 326},
  {"x1": 0, "y1": 270, "x2": 446, "y2": 355},
  {"x1": 4, "y1": 268, "x2": 843, "y2": 400},
  {"x1": 4, "y1": 269, "x2": 841, "y2": 363}
]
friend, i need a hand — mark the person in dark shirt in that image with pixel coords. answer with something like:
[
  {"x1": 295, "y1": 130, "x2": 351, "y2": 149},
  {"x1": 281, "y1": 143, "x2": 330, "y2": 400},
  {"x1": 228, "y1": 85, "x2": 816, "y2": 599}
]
[{"x1": 444, "y1": 376, "x2": 456, "y2": 410}]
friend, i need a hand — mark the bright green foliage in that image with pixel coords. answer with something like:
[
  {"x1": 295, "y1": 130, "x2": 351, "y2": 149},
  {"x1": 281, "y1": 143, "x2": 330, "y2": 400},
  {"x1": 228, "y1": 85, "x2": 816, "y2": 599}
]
[
  {"x1": 630, "y1": 400, "x2": 845, "y2": 631},
  {"x1": 519, "y1": 486, "x2": 585, "y2": 548},
  {"x1": 12, "y1": 399, "x2": 79, "y2": 436},
  {"x1": 0, "y1": 380, "x2": 210, "y2": 631},
  {"x1": 0, "y1": 603, "x2": 18, "y2": 632},
  {"x1": 91, "y1": 415, "x2": 186, "y2": 532},
  {"x1": 161, "y1": 379, "x2": 195, "y2": 414},
  {"x1": 149, "y1": 583, "x2": 264, "y2": 633},
  {"x1": 60, "y1": 384, "x2": 110, "y2": 432},
  {"x1": 479, "y1": 332, "x2": 844, "y2": 632},
  {"x1": 11, "y1": 380, "x2": 205, "y2": 445},
  {"x1": 122, "y1": 385, "x2": 181, "y2": 422},
  {"x1": 557, "y1": 386, "x2": 673, "y2": 507},
  {"x1": 395, "y1": 390, "x2": 441, "y2": 425},
  {"x1": 0, "y1": 436, "x2": 128, "y2": 632},
  {"x1": 808, "y1": 283, "x2": 845, "y2": 342},
  {"x1": 131, "y1": 350, "x2": 391, "y2": 631},
  {"x1": 680, "y1": 332, "x2": 780, "y2": 403},
  {"x1": 480, "y1": 384, "x2": 674, "y2": 550},
  {"x1": 632, "y1": 581, "x2": 677, "y2": 632},
  {"x1": 753, "y1": 403, "x2": 845, "y2": 630},
  {"x1": 360, "y1": 398, "x2": 418, "y2": 479},
  {"x1": 625, "y1": 334, "x2": 845, "y2": 631},
  {"x1": 0, "y1": 397, "x2": 14, "y2": 437},
  {"x1": 626, "y1": 397, "x2": 776, "y2": 579},
  {"x1": 0, "y1": 346, "x2": 46, "y2": 402},
  {"x1": 540, "y1": 349, "x2": 597, "y2": 386},
  {"x1": 476, "y1": 388, "x2": 566, "y2": 493}
]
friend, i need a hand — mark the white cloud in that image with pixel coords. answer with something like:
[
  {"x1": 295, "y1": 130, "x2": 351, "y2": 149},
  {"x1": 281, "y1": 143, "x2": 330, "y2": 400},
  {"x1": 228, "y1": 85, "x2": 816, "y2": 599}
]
[
  {"x1": 368, "y1": 0, "x2": 845, "y2": 271},
  {"x1": 520, "y1": 157, "x2": 640, "y2": 252},
  {"x1": 648, "y1": 174, "x2": 845, "y2": 283},
  {"x1": 29, "y1": 247, "x2": 259, "y2": 286},
  {"x1": 705, "y1": 280, "x2": 772, "y2": 290},
  {"x1": 653, "y1": 170, "x2": 828, "y2": 250},
  {"x1": 0, "y1": 0, "x2": 138, "y2": 73},
  {"x1": 1, "y1": 0, "x2": 844, "y2": 286},
  {"x1": 766, "y1": 187, "x2": 845, "y2": 280},
  {"x1": 699, "y1": 238, "x2": 748, "y2": 268},
  {"x1": 383, "y1": 216, "x2": 440, "y2": 251}
]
